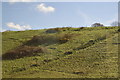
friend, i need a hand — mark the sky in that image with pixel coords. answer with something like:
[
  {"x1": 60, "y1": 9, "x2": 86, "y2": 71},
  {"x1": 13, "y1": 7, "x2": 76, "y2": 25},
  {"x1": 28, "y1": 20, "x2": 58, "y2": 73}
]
[{"x1": 1, "y1": 2, "x2": 118, "y2": 31}]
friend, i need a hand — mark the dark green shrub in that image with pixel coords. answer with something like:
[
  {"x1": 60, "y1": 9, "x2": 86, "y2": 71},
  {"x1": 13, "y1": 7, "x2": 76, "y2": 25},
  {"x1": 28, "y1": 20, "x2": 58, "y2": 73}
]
[
  {"x1": 64, "y1": 51, "x2": 73, "y2": 55},
  {"x1": 30, "y1": 63, "x2": 40, "y2": 67},
  {"x1": 45, "y1": 27, "x2": 63, "y2": 33},
  {"x1": 73, "y1": 71, "x2": 84, "y2": 74},
  {"x1": 118, "y1": 28, "x2": 120, "y2": 32},
  {"x1": 91, "y1": 23, "x2": 104, "y2": 27},
  {"x1": 46, "y1": 29, "x2": 59, "y2": 33},
  {"x1": 73, "y1": 27, "x2": 84, "y2": 31},
  {"x1": 80, "y1": 27, "x2": 84, "y2": 29},
  {"x1": 104, "y1": 27, "x2": 109, "y2": 29},
  {"x1": 45, "y1": 27, "x2": 72, "y2": 33},
  {"x1": 43, "y1": 59, "x2": 52, "y2": 63}
]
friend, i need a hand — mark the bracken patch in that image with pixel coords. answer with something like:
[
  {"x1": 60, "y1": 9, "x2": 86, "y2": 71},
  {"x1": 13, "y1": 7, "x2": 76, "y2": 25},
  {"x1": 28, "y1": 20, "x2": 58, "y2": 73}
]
[{"x1": 2, "y1": 46, "x2": 47, "y2": 60}]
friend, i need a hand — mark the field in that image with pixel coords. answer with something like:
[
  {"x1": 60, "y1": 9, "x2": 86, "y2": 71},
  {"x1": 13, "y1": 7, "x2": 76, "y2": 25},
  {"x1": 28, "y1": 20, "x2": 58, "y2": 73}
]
[{"x1": 2, "y1": 26, "x2": 119, "y2": 78}]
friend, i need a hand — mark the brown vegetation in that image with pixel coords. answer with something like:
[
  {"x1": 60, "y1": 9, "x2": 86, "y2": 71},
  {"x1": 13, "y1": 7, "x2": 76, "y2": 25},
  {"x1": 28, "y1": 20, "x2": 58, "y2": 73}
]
[
  {"x1": 25, "y1": 35, "x2": 58, "y2": 46},
  {"x1": 58, "y1": 33, "x2": 73, "y2": 44},
  {"x1": 2, "y1": 46, "x2": 47, "y2": 60}
]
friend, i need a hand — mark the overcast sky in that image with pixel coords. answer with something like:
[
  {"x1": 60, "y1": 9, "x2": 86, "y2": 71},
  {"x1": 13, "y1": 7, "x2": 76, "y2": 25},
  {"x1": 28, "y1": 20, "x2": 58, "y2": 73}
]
[{"x1": 1, "y1": 1, "x2": 118, "y2": 31}]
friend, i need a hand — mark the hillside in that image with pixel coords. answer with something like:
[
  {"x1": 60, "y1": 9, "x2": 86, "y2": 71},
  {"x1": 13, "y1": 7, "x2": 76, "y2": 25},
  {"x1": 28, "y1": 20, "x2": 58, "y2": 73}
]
[{"x1": 2, "y1": 27, "x2": 119, "y2": 78}]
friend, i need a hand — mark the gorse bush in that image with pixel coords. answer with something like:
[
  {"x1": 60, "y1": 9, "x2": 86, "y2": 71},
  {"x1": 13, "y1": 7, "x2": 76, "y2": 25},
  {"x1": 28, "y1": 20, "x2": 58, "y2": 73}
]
[{"x1": 2, "y1": 46, "x2": 47, "y2": 60}]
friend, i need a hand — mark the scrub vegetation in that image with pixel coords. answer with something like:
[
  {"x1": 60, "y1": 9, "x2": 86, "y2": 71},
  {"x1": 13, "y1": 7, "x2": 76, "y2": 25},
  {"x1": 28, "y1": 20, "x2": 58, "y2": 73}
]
[{"x1": 2, "y1": 26, "x2": 119, "y2": 78}]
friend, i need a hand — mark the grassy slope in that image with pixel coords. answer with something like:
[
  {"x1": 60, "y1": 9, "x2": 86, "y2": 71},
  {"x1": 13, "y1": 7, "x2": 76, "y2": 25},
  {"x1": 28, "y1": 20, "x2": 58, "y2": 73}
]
[{"x1": 2, "y1": 27, "x2": 119, "y2": 78}]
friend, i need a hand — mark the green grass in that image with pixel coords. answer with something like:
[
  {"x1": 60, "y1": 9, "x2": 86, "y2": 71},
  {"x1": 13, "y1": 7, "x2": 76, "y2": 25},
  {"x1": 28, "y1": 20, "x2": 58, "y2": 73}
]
[{"x1": 2, "y1": 26, "x2": 119, "y2": 78}]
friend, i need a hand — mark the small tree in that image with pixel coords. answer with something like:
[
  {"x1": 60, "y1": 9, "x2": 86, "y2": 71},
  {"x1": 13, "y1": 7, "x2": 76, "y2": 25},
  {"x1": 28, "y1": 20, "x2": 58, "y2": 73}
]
[{"x1": 91, "y1": 23, "x2": 104, "y2": 27}]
